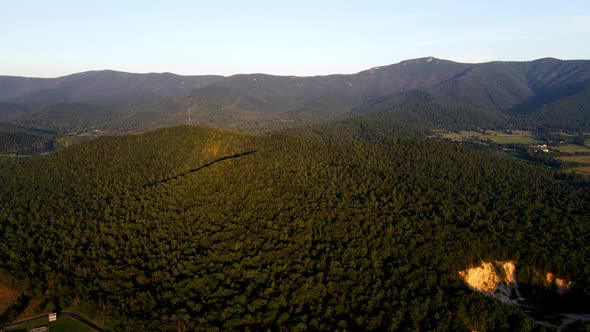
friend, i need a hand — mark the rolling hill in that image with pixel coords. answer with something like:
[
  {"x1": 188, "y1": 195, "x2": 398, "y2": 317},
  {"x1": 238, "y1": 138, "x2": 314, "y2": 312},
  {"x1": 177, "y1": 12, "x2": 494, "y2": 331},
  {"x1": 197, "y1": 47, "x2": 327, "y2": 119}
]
[
  {"x1": 0, "y1": 125, "x2": 588, "y2": 330},
  {"x1": 0, "y1": 70, "x2": 223, "y2": 110},
  {"x1": 0, "y1": 102, "x2": 30, "y2": 121}
]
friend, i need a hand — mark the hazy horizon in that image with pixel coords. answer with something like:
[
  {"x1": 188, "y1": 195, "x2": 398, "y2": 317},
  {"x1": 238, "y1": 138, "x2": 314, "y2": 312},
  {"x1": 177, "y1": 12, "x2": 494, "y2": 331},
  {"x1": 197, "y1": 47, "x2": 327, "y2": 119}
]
[
  {"x1": 4, "y1": 55, "x2": 590, "y2": 79},
  {"x1": 2, "y1": 0, "x2": 589, "y2": 78}
]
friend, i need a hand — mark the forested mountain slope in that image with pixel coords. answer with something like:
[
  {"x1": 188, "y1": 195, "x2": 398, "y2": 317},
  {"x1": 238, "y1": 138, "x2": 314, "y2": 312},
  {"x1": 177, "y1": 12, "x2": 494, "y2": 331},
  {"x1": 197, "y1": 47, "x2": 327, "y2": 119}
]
[
  {"x1": 0, "y1": 126, "x2": 588, "y2": 330},
  {"x1": 0, "y1": 124, "x2": 56, "y2": 154},
  {"x1": 183, "y1": 58, "x2": 470, "y2": 116},
  {"x1": 353, "y1": 58, "x2": 590, "y2": 130},
  {"x1": 0, "y1": 102, "x2": 30, "y2": 121},
  {"x1": 527, "y1": 85, "x2": 590, "y2": 130},
  {"x1": 8, "y1": 103, "x2": 120, "y2": 134},
  {"x1": 0, "y1": 71, "x2": 223, "y2": 110}
]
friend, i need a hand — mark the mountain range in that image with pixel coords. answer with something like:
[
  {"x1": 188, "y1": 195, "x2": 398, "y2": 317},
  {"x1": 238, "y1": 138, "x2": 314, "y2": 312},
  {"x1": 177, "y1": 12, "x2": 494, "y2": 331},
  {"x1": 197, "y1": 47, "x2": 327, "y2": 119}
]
[{"x1": 1, "y1": 57, "x2": 589, "y2": 137}]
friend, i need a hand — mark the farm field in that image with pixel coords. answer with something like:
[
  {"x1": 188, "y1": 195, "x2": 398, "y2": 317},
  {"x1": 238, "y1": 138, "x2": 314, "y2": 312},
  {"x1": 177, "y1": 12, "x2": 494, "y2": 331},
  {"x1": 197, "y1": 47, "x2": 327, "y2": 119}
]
[
  {"x1": 557, "y1": 155, "x2": 590, "y2": 175},
  {"x1": 440, "y1": 130, "x2": 538, "y2": 144},
  {"x1": 553, "y1": 144, "x2": 590, "y2": 153},
  {"x1": 558, "y1": 155, "x2": 590, "y2": 163},
  {"x1": 572, "y1": 166, "x2": 590, "y2": 175},
  {"x1": 489, "y1": 135, "x2": 538, "y2": 144}
]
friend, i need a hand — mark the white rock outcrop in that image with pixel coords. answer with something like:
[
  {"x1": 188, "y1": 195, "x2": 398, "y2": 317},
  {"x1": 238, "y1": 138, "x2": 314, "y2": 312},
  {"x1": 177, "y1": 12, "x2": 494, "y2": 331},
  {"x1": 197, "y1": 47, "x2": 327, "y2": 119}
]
[
  {"x1": 546, "y1": 272, "x2": 573, "y2": 295},
  {"x1": 459, "y1": 261, "x2": 573, "y2": 304},
  {"x1": 459, "y1": 261, "x2": 521, "y2": 304}
]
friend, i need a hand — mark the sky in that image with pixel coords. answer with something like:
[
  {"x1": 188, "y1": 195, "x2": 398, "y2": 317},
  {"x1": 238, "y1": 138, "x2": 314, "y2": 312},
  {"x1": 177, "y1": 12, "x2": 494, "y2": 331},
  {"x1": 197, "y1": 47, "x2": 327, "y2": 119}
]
[{"x1": 1, "y1": 0, "x2": 589, "y2": 77}]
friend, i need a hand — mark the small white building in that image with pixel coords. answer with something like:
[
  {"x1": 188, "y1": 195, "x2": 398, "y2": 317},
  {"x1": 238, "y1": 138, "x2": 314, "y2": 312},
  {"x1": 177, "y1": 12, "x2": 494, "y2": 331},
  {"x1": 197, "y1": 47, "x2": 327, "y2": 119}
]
[{"x1": 48, "y1": 312, "x2": 57, "y2": 322}]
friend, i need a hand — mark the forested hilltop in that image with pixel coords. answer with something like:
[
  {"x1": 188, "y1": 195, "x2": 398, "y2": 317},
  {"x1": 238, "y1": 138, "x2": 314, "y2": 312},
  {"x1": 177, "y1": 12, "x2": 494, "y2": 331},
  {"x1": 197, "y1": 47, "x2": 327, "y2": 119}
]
[{"x1": 1, "y1": 125, "x2": 589, "y2": 331}]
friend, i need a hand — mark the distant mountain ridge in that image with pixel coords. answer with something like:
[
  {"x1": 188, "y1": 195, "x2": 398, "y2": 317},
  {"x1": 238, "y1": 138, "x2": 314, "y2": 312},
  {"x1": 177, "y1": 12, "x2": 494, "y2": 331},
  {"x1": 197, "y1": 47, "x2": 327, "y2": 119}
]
[
  {"x1": 2, "y1": 57, "x2": 590, "y2": 133},
  {"x1": 0, "y1": 70, "x2": 224, "y2": 110}
]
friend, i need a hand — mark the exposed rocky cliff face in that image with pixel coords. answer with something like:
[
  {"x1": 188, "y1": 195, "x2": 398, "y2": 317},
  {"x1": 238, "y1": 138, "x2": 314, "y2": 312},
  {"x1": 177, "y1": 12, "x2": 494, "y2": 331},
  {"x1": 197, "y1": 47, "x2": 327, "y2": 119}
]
[
  {"x1": 459, "y1": 261, "x2": 589, "y2": 330},
  {"x1": 459, "y1": 261, "x2": 573, "y2": 303},
  {"x1": 459, "y1": 261, "x2": 523, "y2": 304},
  {"x1": 545, "y1": 272, "x2": 573, "y2": 295}
]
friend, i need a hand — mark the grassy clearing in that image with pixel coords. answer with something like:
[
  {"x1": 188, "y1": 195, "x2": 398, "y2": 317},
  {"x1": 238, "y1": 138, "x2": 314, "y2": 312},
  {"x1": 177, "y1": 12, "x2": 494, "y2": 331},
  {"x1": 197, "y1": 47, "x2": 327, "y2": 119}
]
[
  {"x1": 440, "y1": 132, "x2": 465, "y2": 140},
  {"x1": 441, "y1": 130, "x2": 538, "y2": 145},
  {"x1": 441, "y1": 131, "x2": 488, "y2": 141},
  {"x1": 557, "y1": 155, "x2": 590, "y2": 175},
  {"x1": 573, "y1": 166, "x2": 590, "y2": 175},
  {"x1": 551, "y1": 131, "x2": 577, "y2": 137},
  {"x1": 558, "y1": 155, "x2": 590, "y2": 163},
  {"x1": 486, "y1": 130, "x2": 533, "y2": 136},
  {"x1": 485, "y1": 130, "x2": 505, "y2": 136},
  {"x1": 553, "y1": 144, "x2": 590, "y2": 153},
  {"x1": 63, "y1": 306, "x2": 110, "y2": 332},
  {"x1": 489, "y1": 135, "x2": 538, "y2": 144},
  {"x1": 50, "y1": 316, "x2": 95, "y2": 332}
]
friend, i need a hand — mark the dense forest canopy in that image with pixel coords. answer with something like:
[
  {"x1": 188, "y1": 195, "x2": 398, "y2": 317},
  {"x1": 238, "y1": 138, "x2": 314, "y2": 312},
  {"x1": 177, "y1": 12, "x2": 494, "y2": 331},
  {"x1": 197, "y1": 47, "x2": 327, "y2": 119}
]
[{"x1": 1, "y1": 125, "x2": 589, "y2": 330}]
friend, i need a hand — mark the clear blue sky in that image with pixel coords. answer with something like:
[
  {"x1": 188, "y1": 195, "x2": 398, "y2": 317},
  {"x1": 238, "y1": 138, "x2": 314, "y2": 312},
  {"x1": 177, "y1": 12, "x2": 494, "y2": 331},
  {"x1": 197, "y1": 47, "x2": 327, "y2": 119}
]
[{"x1": 1, "y1": 0, "x2": 589, "y2": 77}]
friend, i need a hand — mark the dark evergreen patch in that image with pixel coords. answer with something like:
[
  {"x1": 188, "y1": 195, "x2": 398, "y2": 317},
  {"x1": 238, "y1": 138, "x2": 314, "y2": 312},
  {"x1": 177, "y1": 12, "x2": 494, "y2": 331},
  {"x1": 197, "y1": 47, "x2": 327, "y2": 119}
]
[{"x1": 1, "y1": 126, "x2": 588, "y2": 330}]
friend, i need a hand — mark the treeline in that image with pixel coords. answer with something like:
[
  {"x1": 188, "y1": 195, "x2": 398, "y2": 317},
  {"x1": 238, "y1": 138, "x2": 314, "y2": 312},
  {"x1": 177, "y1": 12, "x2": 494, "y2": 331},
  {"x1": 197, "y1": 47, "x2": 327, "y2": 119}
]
[
  {"x1": 0, "y1": 132, "x2": 55, "y2": 154},
  {"x1": 0, "y1": 126, "x2": 589, "y2": 330}
]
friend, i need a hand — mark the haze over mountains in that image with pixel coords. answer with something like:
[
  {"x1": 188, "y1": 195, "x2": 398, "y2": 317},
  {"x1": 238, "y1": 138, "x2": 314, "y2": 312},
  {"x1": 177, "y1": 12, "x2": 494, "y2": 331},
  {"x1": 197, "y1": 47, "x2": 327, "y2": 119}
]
[
  {"x1": 0, "y1": 70, "x2": 223, "y2": 109},
  {"x1": 1, "y1": 56, "x2": 589, "y2": 140}
]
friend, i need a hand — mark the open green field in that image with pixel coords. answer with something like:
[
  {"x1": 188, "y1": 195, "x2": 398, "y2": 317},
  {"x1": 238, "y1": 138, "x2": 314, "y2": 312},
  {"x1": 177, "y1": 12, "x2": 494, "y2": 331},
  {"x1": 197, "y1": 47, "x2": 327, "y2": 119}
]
[
  {"x1": 441, "y1": 130, "x2": 538, "y2": 144},
  {"x1": 50, "y1": 316, "x2": 95, "y2": 332},
  {"x1": 557, "y1": 155, "x2": 590, "y2": 175},
  {"x1": 553, "y1": 144, "x2": 590, "y2": 153},
  {"x1": 439, "y1": 130, "x2": 480, "y2": 140},
  {"x1": 558, "y1": 155, "x2": 590, "y2": 163},
  {"x1": 440, "y1": 131, "x2": 488, "y2": 140},
  {"x1": 572, "y1": 166, "x2": 590, "y2": 175},
  {"x1": 485, "y1": 130, "x2": 508, "y2": 136},
  {"x1": 489, "y1": 135, "x2": 538, "y2": 144}
]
